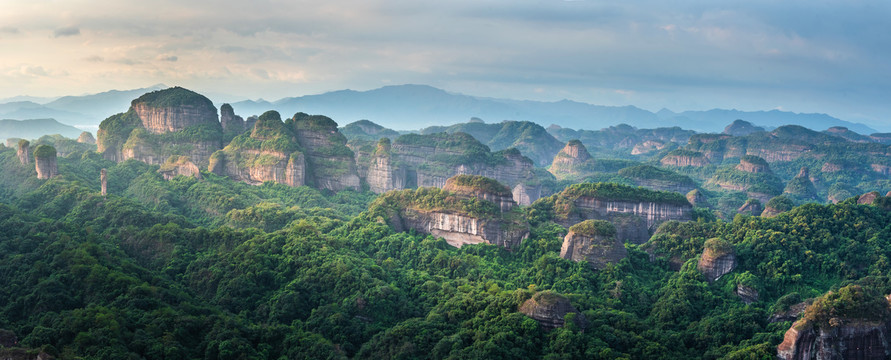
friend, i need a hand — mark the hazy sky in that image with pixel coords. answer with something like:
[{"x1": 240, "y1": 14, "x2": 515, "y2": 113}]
[{"x1": 1, "y1": 0, "x2": 889, "y2": 127}]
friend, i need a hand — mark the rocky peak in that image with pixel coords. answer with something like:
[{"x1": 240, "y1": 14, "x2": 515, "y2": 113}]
[
  {"x1": 797, "y1": 166, "x2": 809, "y2": 179},
  {"x1": 858, "y1": 191, "x2": 881, "y2": 205},
  {"x1": 130, "y1": 86, "x2": 220, "y2": 134},
  {"x1": 560, "y1": 220, "x2": 626, "y2": 269},
  {"x1": 762, "y1": 195, "x2": 795, "y2": 218},
  {"x1": 33, "y1": 144, "x2": 58, "y2": 179},
  {"x1": 697, "y1": 238, "x2": 736, "y2": 282},
  {"x1": 723, "y1": 119, "x2": 765, "y2": 136},
  {"x1": 660, "y1": 149, "x2": 709, "y2": 167},
  {"x1": 442, "y1": 175, "x2": 516, "y2": 212},
  {"x1": 289, "y1": 112, "x2": 360, "y2": 191},
  {"x1": 519, "y1": 291, "x2": 589, "y2": 331},
  {"x1": 220, "y1": 103, "x2": 245, "y2": 133},
  {"x1": 736, "y1": 155, "x2": 770, "y2": 173},
  {"x1": 784, "y1": 168, "x2": 818, "y2": 200},
  {"x1": 212, "y1": 111, "x2": 306, "y2": 188},
  {"x1": 16, "y1": 139, "x2": 30, "y2": 165},
  {"x1": 77, "y1": 131, "x2": 96, "y2": 144},
  {"x1": 555, "y1": 140, "x2": 592, "y2": 164}
]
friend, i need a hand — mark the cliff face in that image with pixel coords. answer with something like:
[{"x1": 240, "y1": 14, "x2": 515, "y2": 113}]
[
  {"x1": 16, "y1": 140, "x2": 30, "y2": 165},
  {"x1": 519, "y1": 292, "x2": 588, "y2": 331},
  {"x1": 777, "y1": 321, "x2": 891, "y2": 360},
  {"x1": 549, "y1": 140, "x2": 594, "y2": 179},
  {"x1": 220, "y1": 103, "x2": 246, "y2": 133},
  {"x1": 660, "y1": 150, "x2": 709, "y2": 167},
  {"x1": 392, "y1": 209, "x2": 528, "y2": 248},
  {"x1": 132, "y1": 102, "x2": 218, "y2": 134},
  {"x1": 697, "y1": 240, "x2": 736, "y2": 283},
  {"x1": 736, "y1": 155, "x2": 771, "y2": 173},
  {"x1": 158, "y1": 156, "x2": 202, "y2": 180},
  {"x1": 560, "y1": 220, "x2": 626, "y2": 269},
  {"x1": 631, "y1": 140, "x2": 666, "y2": 155},
  {"x1": 559, "y1": 198, "x2": 692, "y2": 244},
  {"x1": 290, "y1": 113, "x2": 360, "y2": 191},
  {"x1": 33, "y1": 145, "x2": 58, "y2": 179},
  {"x1": 212, "y1": 111, "x2": 306, "y2": 187}
]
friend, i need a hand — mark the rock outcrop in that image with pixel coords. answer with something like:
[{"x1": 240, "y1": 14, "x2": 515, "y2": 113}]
[
  {"x1": 784, "y1": 167, "x2": 818, "y2": 200},
  {"x1": 77, "y1": 131, "x2": 96, "y2": 144},
  {"x1": 442, "y1": 175, "x2": 517, "y2": 212},
  {"x1": 736, "y1": 155, "x2": 771, "y2": 173},
  {"x1": 220, "y1": 103, "x2": 246, "y2": 134},
  {"x1": 550, "y1": 140, "x2": 593, "y2": 175},
  {"x1": 736, "y1": 284, "x2": 759, "y2": 304},
  {"x1": 763, "y1": 196, "x2": 795, "y2": 218},
  {"x1": 631, "y1": 140, "x2": 666, "y2": 155},
  {"x1": 858, "y1": 192, "x2": 881, "y2": 205},
  {"x1": 16, "y1": 139, "x2": 30, "y2": 165},
  {"x1": 686, "y1": 189, "x2": 707, "y2": 207},
  {"x1": 96, "y1": 87, "x2": 223, "y2": 168},
  {"x1": 560, "y1": 220, "x2": 627, "y2": 269},
  {"x1": 369, "y1": 176, "x2": 529, "y2": 249},
  {"x1": 777, "y1": 285, "x2": 891, "y2": 360},
  {"x1": 158, "y1": 155, "x2": 202, "y2": 180},
  {"x1": 211, "y1": 111, "x2": 305, "y2": 187},
  {"x1": 33, "y1": 145, "x2": 58, "y2": 179},
  {"x1": 660, "y1": 149, "x2": 709, "y2": 167},
  {"x1": 365, "y1": 138, "x2": 406, "y2": 194},
  {"x1": 519, "y1": 291, "x2": 588, "y2": 331},
  {"x1": 100, "y1": 168, "x2": 107, "y2": 196},
  {"x1": 544, "y1": 183, "x2": 693, "y2": 244},
  {"x1": 697, "y1": 238, "x2": 736, "y2": 282},
  {"x1": 289, "y1": 112, "x2": 360, "y2": 191},
  {"x1": 737, "y1": 199, "x2": 763, "y2": 216}
]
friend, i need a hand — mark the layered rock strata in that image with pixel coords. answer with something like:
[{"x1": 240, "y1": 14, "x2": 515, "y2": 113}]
[
  {"x1": 210, "y1": 111, "x2": 305, "y2": 187},
  {"x1": 290, "y1": 112, "x2": 360, "y2": 191},
  {"x1": 660, "y1": 149, "x2": 709, "y2": 167}
]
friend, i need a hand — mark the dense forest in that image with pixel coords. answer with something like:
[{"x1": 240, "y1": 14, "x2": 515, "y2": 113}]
[{"x1": 3, "y1": 128, "x2": 891, "y2": 359}]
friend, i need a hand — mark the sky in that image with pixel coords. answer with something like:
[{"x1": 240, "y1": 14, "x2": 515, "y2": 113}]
[{"x1": 1, "y1": 0, "x2": 889, "y2": 128}]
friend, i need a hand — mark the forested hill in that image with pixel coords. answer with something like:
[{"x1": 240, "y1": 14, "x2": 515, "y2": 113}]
[{"x1": 3, "y1": 131, "x2": 891, "y2": 359}]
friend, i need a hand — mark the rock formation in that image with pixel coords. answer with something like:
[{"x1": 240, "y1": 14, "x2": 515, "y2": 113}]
[
  {"x1": 5, "y1": 138, "x2": 20, "y2": 148},
  {"x1": 16, "y1": 139, "x2": 30, "y2": 165},
  {"x1": 736, "y1": 284, "x2": 759, "y2": 304},
  {"x1": 763, "y1": 196, "x2": 795, "y2": 218},
  {"x1": 77, "y1": 131, "x2": 96, "y2": 144},
  {"x1": 369, "y1": 175, "x2": 529, "y2": 249},
  {"x1": 289, "y1": 112, "x2": 360, "y2": 191},
  {"x1": 560, "y1": 220, "x2": 627, "y2": 269},
  {"x1": 33, "y1": 145, "x2": 58, "y2": 179},
  {"x1": 735, "y1": 155, "x2": 771, "y2": 173},
  {"x1": 777, "y1": 285, "x2": 891, "y2": 360},
  {"x1": 697, "y1": 238, "x2": 736, "y2": 282},
  {"x1": 220, "y1": 103, "x2": 246, "y2": 134},
  {"x1": 442, "y1": 175, "x2": 516, "y2": 212},
  {"x1": 858, "y1": 192, "x2": 881, "y2": 205},
  {"x1": 101, "y1": 168, "x2": 107, "y2": 196},
  {"x1": 631, "y1": 140, "x2": 666, "y2": 155},
  {"x1": 360, "y1": 132, "x2": 545, "y2": 204},
  {"x1": 519, "y1": 291, "x2": 588, "y2": 331},
  {"x1": 211, "y1": 111, "x2": 305, "y2": 187},
  {"x1": 784, "y1": 167, "x2": 818, "y2": 200},
  {"x1": 660, "y1": 149, "x2": 709, "y2": 167},
  {"x1": 737, "y1": 199, "x2": 763, "y2": 216},
  {"x1": 723, "y1": 119, "x2": 765, "y2": 136},
  {"x1": 618, "y1": 165, "x2": 698, "y2": 194},
  {"x1": 96, "y1": 87, "x2": 223, "y2": 168},
  {"x1": 158, "y1": 155, "x2": 202, "y2": 180},
  {"x1": 545, "y1": 183, "x2": 693, "y2": 244},
  {"x1": 550, "y1": 140, "x2": 593, "y2": 178}
]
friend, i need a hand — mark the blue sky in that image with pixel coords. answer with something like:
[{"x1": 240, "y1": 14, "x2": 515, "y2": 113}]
[{"x1": 1, "y1": 0, "x2": 889, "y2": 128}]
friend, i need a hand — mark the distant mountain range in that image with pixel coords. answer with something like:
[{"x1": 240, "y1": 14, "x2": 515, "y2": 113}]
[
  {"x1": 229, "y1": 84, "x2": 877, "y2": 134},
  {"x1": 0, "y1": 83, "x2": 878, "y2": 135},
  {"x1": 0, "y1": 118, "x2": 83, "y2": 141}
]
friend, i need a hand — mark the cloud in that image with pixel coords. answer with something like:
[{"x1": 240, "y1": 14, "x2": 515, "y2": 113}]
[
  {"x1": 84, "y1": 55, "x2": 104, "y2": 62},
  {"x1": 157, "y1": 55, "x2": 178, "y2": 62},
  {"x1": 53, "y1": 26, "x2": 80, "y2": 37},
  {"x1": 0, "y1": 26, "x2": 19, "y2": 34}
]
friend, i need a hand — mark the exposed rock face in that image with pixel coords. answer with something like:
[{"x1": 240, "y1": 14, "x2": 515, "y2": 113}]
[
  {"x1": 220, "y1": 103, "x2": 246, "y2": 133},
  {"x1": 519, "y1": 292, "x2": 588, "y2": 331},
  {"x1": 77, "y1": 131, "x2": 96, "y2": 144},
  {"x1": 736, "y1": 284, "x2": 759, "y2": 304},
  {"x1": 372, "y1": 178, "x2": 530, "y2": 249},
  {"x1": 737, "y1": 199, "x2": 763, "y2": 216},
  {"x1": 442, "y1": 175, "x2": 517, "y2": 212},
  {"x1": 16, "y1": 139, "x2": 30, "y2": 165},
  {"x1": 366, "y1": 138, "x2": 406, "y2": 194},
  {"x1": 512, "y1": 183, "x2": 541, "y2": 206},
  {"x1": 777, "y1": 286, "x2": 891, "y2": 360},
  {"x1": 549, "y1": 140, "x2": 595, "y2": 180},
  {"x1": 871, "y1": 164, "x2": 891, "y2": 176},
  {"x1": 33, "y1": 145, "x2": 58, "y2": 179},
  {"x1": 784, "y1": 168, "x2": 818, "y2": 200},
  {"x1": 736, "y1": 155, "x2": 770, "y2": 173},
  {"x1": 158, "y1": 156, "x2": 203, "y2": 180},
  {"x1": 212, "y1": 111, "x2": 306, "y2": 187},
  {"x1": 697, "y1": 238, "x2": 736, "y2": 282},
  {"x1": 770, "y1": 301, "x2": 811, "y2": 324},
  {"x1": 631, "y1": 140, "x2": 666, "y2": 155},
  {"x1": 132, "y1": 93, "x2": 218, "y2": 134},
  {"x1": 560, "y1": 220, "x2": 627, "y2": 269},
  {"x1": 859, "y1": 192, "x2": 881, "y2": 205},
  {"x1": 723, "y1": 119, "x2": 765, "y2": 136},
  {"x1": 660, "y1": 150, "x2": 709, "y2": 167},
  {"x1": 290, "y1": 113, "x2": 360, "y2": 191},
  {"x1": 100, "y1": 168, "x2": 107, "y2": 196}
]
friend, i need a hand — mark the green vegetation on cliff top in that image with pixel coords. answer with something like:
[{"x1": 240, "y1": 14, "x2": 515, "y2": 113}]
[
  {"x1": 568, "y1": 219, "x2": 617, "y2": 237},
  {"x1": 559, "y1": 182, "x2": 690, "y2": 206},
  {"x1": 445, "y1": 174, "x2": 513, "y2": 197},
  {"x1": 131, "y1": 86, "x2": 214, "y2": 109},
  {"x1": 32, "y1": 144, "x2": 56, "y2": 158}
]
